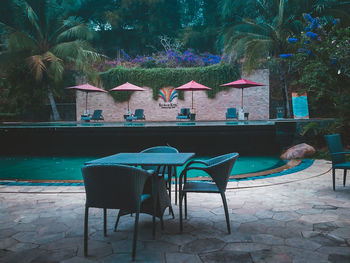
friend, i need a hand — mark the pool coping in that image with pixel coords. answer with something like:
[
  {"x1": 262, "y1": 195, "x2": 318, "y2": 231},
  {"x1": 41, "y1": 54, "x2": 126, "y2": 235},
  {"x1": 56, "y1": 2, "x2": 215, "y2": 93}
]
[
  {"x1": 0, "y1": 159, "x2": 296, "y2": 184},
  {"x1": 0, "y1": 159, "x2": 330, "y2": 194}
]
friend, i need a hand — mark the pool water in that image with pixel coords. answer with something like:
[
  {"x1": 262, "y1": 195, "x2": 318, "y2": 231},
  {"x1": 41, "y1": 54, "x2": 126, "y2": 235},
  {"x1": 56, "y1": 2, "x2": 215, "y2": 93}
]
[{"x1": 0, "y1": 156, "x2": 286, "y2": 181}]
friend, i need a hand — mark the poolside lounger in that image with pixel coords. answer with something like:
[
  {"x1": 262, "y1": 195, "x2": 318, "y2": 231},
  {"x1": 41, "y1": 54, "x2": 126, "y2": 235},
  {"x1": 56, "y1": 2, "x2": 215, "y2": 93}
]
[
  {"x1": 91, "y1": 110, "x2": 104, "y2": 121},
  {"x1": 176, "y1": 108, "x2": 190, "y2": 120},
  {"x1": 226, "y1": 108, "x2": 237, "y2": 119},
  {"x1": 126, "y1": 109, "x2": 145, "y2": 121}
]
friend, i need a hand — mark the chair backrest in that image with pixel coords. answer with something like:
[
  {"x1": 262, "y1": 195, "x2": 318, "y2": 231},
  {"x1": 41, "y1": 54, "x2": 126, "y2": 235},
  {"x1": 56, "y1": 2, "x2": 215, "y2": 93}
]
[
  {"x1": 140, "y1": 146, "x2": 179, "y2": 172},
  {"x1": 325, "y1": 134, "x2": 346, "y2": 164},
  {"x1": 134, "y1": 109, "x2": 144, "y2": 118},
  {"x1": 179, "y1": 108, "x2": 190, "y2": 116},
  {"x1": 91, "y1": 110, "x2": 103, "y2": 120},
  {"x1": 276, "y1": 107, "x2": 284, "y2": 118},
  {"x1": 82, "y1": 164, "x2": 150, "y2": 210},
  {"x1": 203, "y1": 153, "x2": 239, "y2": 192},
  {"x1": 227, "y1": 108, "x2": 237, "y2": 117}
]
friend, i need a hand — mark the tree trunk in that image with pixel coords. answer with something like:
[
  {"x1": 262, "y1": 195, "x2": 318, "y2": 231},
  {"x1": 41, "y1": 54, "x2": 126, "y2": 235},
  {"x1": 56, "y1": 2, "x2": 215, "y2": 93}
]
[
  {"x1": 47, "y1": 85, "x2": 61, "y2": 121},
  {"x1": 280, "y1": 70, "x2": 291, "y2": 118}
]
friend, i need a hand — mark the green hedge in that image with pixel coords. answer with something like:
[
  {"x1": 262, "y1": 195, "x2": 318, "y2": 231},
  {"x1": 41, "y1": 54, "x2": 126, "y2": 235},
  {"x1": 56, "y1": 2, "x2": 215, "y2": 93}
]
[{"x1": 100, "y1": 64, "x2": 241, "y2": 102}]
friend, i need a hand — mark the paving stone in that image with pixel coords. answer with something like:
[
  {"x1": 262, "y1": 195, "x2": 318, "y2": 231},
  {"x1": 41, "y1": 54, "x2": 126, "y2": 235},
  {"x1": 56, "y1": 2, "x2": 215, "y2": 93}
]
[
  {"x1": 199, "y1": 250, "x2": 252, "y2": 263},
  {"x1": 165, "y1": 252, "x2": 202, "y2": 263},
  {"x1": 181, "y1": 238, "x2": 225, "y2": 253},
  {"x1": 313, "y1": 205, "x2": 338, "y2": 210},
  {"x1": 285, "y1": 237, "x2": 322, "y2": 250},
  {"x1": 250, "y1": 249, "x2": 293, "y2": 263},
  {"x1": 313, "y1": 222, "x2": 339, "y2": 232},
  {"x1": 328, "y1": 254, "x2": 350, "y2": 263},
  {"x1": 251, "y1": 234, "x2": 285, "y2": 246},
  {"x1": 224, "y1": 242, "x2": 271, "y2": 252}
]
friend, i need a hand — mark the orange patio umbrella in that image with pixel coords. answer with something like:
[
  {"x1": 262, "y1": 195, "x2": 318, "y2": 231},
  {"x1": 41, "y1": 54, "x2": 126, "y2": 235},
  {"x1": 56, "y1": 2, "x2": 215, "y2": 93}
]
[
  {"x1": 110, "y1": 82, "x2": 146, "y2": 112},
  {"x1": 175, "y1": 80, "x2": 211, "y2": 110}
]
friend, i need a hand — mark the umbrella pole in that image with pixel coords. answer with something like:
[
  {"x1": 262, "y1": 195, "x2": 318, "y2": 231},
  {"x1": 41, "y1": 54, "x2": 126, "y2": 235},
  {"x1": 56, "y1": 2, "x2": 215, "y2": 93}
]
[
  {"x1": 241, "y1": 88, "x2": 244, "y2": 109},
  {"x1": 86, "y1": 92, "x2": 88, "y2": 114},
  {"x1": 192, "y1": 90, "x2": 194, "y2": 110},
  {"x1": 128, "y1": 100, "x2": 130, "y2": 113}
]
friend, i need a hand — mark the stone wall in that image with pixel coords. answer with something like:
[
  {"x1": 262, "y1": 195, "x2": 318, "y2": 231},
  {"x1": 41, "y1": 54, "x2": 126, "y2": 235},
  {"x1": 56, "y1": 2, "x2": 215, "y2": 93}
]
[{"x1": 76, "y1": 69, "x2": 269, "y2": 121}]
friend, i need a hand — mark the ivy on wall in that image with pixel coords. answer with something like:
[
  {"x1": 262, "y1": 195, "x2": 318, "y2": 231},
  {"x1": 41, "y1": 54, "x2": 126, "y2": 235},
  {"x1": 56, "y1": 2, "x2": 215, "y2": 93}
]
[{"x1": 100, "y1": 64, "x2": 241, "y2": 102}]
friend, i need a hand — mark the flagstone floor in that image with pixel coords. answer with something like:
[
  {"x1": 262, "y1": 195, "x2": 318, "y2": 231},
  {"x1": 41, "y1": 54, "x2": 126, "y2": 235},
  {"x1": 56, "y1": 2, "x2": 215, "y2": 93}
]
[{"x1": 0, "y1": 160, "x2": 350, "y2": 263}]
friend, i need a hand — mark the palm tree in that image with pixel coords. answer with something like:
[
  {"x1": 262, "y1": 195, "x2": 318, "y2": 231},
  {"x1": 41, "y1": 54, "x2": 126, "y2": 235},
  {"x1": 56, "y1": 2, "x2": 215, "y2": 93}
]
[
  {"x1": 222, "y1": 0, "x2": 305, "y2": 117},
  {"x1": 0, "y1": 0, "x2": 103, "y2": 120}
]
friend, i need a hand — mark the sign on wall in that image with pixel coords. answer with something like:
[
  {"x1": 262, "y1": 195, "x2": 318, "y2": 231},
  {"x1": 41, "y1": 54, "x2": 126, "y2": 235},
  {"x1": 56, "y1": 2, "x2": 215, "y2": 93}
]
[
  {"x1": 292, "y1": 92, "x2": 309, "y2": 119},
  {"x1": 158, "y1": 87, "x2": 178, "y2": 108}
]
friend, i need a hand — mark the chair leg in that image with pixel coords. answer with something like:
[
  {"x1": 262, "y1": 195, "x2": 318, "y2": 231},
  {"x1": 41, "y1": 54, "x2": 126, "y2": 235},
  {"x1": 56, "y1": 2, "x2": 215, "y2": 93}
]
[
  {"x1": 184, "y1": 193, "x2": 188, "y2": 219},
  {"x1": 332, "y1": 168, "x2": 336, "y2": 191},
  {"x1": 114, "y1": 210, "x2": 122, "y2": 232},
  {"x1": 132, "y1": 211, "x2": 140, "y2": 261},
  {"x1": 103, "y1": 208, "x2": 107, "y2": 237},
  {"x1": 160, "y1": 215, "x2": 164, "y2": 230},
  {"x1": 84, "y1": 206, "x2": 89, "y2": 257},
  {"x1": 179, "y1": 191, "x2": 184, "y2": 232},
  {"x1": 344, "y1": 169, "x2": 347, "y2": 187},
  {"x1": 175, "y1": 174, "x2": 178, "y2": 205},
  {"x1": 220, "y1": 192, "x2": 231, "y2": 234}
]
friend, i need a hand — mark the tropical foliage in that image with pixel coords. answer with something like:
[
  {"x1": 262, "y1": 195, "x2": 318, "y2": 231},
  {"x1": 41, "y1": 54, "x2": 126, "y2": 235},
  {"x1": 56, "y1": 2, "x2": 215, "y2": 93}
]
[{"x1": 0, "y1": 0, "x2": 103, "y2": 120}]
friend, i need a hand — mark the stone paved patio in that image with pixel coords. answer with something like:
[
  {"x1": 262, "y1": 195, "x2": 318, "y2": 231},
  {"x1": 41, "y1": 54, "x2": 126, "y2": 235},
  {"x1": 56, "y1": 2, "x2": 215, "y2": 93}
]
[{"x1": 1, "y1": 160, "x2": 350, "y2": 262}]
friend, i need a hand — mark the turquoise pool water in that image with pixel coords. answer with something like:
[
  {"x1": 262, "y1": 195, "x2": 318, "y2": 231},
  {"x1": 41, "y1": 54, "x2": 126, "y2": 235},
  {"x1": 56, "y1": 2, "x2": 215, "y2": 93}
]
[{"x1": 0, "y1": 156, "x2": 286, "y2": 181}]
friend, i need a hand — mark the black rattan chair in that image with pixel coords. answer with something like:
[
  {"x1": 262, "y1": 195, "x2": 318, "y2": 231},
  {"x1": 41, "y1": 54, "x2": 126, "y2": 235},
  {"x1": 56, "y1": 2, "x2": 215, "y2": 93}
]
[
  {"x1": 179, "y1": 153, "x2": 239, "y2": 234},
  {"x1": 82, "y1": 164, "x2": 152, "y2": 261},
  {"x1": 140, "y1": 146, "x2": 179, "y2": 207}
]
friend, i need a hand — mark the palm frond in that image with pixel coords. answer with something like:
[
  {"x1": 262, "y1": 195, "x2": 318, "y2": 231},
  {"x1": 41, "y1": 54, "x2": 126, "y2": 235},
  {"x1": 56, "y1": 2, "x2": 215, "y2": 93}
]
[
  {"x1": 8, "y1": 31, "x2": 37, "y2": 53},
  {"x1": 13, "y1": 0, "x2": 43, "y2": 40},
  {"x1": 56, "y1": 23, "x2": 94, "y2": 43},
  {"x1": 45, "y1": 52, "x2": 64, "y2": 83},
  {"x1": 244, "y1": 39, "x2": 272, "y2": 74},
  {"x1": 27, "y1": 55, "x2": 46, "y2": 81}
]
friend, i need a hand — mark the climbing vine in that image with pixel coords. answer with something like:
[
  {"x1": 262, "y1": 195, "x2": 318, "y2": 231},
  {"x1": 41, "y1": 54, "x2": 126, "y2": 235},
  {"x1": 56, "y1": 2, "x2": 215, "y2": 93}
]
[{"x1": 100, "y1": 64, "x2": 241, "y2": 102}]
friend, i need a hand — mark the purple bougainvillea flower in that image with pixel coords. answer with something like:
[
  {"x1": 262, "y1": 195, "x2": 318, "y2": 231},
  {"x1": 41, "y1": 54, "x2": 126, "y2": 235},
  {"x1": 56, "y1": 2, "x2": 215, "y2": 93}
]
[{"x1": 280, "y1": 54, "x2": 293, "y2": 58}]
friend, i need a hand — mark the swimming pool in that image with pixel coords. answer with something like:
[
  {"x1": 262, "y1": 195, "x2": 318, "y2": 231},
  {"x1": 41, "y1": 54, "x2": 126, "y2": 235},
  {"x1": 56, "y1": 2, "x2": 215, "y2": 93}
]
[{"x1": 0, "y1": 156, "x2": 287, "y2": 182}]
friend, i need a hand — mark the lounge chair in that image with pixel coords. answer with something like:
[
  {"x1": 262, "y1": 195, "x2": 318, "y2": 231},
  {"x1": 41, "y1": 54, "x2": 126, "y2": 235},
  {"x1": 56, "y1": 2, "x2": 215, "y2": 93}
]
[
  {"x1": 276, "y1": 107, "x2": 284, "y2": 119},
  {"x1": 226, "y1": 108, "x2": 237, "y2": 119},
  {"x1": 178, "y1": 153, "x2": 239, "y2": 234},
  {"x1": 82, "y1": 164, "x2": 153, "y2": 261},
  {"x1": 176, "y1": 108, "x2": 190, "y2": 120},
  {"x1": 126, "y1": 109, "x2": 145, "y2": 121},
  {"x1": 324, "y1": 134, "x2": 350, "y2": 190},
  {"x1": 91, "y1": 109, "x2": 104, "y2": 121}
]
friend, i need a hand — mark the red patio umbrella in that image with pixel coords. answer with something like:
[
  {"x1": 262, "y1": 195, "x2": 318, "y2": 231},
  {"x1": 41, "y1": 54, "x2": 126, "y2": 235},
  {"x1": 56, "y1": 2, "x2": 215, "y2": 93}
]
[
  {"x1": 110, "y1": 82, "x2": 146, "y2": 112},
  {"x1": 66, "y1": 83, "x2": 107, "y2": 113},
  {"x1": 220, "y1": 79, "x2": 265, "y2": 109},
  {"x1": 175, "y1": 80, "x2": 211, "y2": 110}
]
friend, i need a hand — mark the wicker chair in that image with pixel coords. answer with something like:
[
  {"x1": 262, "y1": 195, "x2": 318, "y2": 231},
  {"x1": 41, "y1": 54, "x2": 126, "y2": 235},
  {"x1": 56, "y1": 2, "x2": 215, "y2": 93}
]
[
  {"x1": 325, "y1": 134, "x2": 350, "y2": 190},
  {"x1": 178, "y1": 153, "x2": 239, "y2": 234},
  {"x1": 140, "y1": 146, "x2": 179, "y2": 207},
  {"x1": 82, "y1": 164, "x2": 152, "y2": 261}
]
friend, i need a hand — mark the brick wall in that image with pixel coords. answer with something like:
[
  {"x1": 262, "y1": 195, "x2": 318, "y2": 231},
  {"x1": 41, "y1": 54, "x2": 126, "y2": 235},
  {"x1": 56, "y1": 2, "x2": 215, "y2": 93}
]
[{"x1": 76, "y1": 69, "x2": 269, "y2": 121}]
